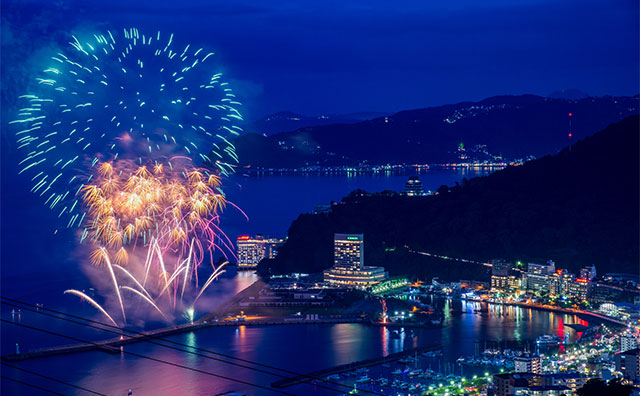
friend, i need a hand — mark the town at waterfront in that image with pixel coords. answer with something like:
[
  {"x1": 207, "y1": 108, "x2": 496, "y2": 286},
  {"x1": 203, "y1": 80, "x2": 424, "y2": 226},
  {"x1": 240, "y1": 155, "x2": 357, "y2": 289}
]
[{"x1": 224, "y1": 224, "x2": 640, "y2": 396}]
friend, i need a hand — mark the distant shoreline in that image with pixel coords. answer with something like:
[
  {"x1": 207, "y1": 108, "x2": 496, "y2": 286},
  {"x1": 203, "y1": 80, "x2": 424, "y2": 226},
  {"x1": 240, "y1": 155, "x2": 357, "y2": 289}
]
[
  {"x1": 467, "y1": 299, "x2": 627, "y2": 327},
  {"x1": 238, "y1": 163, "x2": 511, "y2": 175}
]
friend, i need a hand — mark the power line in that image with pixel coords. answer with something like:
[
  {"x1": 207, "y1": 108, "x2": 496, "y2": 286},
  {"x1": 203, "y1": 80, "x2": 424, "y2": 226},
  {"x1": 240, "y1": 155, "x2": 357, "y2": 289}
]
[
  {"x1": 1, "y1": 318, "x2": 300, "y2": 396},
  {"x1": 1, "y1": 296, "x2": 385, "y2": 395},
  {"x1": 1, "y1": 375, "x2": 66, "y2": 396},
  {"x1": 2, "y1": 302, "x2": 351, "y2": 396},
  {"x1": 2, "y1": 362, "x2": 107, "y2": 395}
]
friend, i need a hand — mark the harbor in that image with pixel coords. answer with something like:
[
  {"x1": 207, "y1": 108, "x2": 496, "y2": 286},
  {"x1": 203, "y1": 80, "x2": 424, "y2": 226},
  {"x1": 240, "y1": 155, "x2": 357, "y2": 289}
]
[{"x1": 275, "y1": 343, "x2": 497, "y2": 395}]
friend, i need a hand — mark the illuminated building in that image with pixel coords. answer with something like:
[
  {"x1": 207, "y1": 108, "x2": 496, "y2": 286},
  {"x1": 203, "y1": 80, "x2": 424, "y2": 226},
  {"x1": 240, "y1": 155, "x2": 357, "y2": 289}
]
[
  {"x1": 621, "y1": 335, "x2": 639, "y2": 353},
  {"x1": 544, "y1": 373, "x2": 593, "y2": 394},
  {"x1": 514, "y1": 354, "x2": 542, "y2": 374},
  {"x1": 549, "y1": 269, "x2": 575, "y2": 298},
  {"x1": 526, "y1": 261, "x2": 555, "y2": 293},
  {"x1": 568, "y1": 278, "x2": 591, "y2": 302},
  {"x1": 323, "y1": 234, "x2": 388, "y2": 288},
  {"x1": 333, "y1": 233, "x2": 364, "y2": 268},
  {"x1": 615, "y1": 348, "x2": 640, "y2": 381},
  {"x1": 236, "y1": 235, "x2": 285, "y2": 269},
  {"x1": 490, "y1": 259, "x2": 510, "y2": 291},
  {"x1": 507, "y1": 274, "x2": 523, "y2": 290},
  {"x1": 560, "y1": 272, "x2": 576, "y2": 296},
  {"x1": 404, "y1": 176, "x2": 425, "y2": 196},
  {"x1": 579, "y1": 264, "x2": 597, "y2": 281},
  {"x1": 493, "y1": 373, "x2": 590, "y2": 396}
]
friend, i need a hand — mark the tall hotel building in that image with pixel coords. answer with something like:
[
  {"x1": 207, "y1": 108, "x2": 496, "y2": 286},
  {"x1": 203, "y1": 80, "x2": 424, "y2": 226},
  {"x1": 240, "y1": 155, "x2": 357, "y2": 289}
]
[
  {"x1": 236, "y1": 235, "x2": 284, "y2": 269},
  {"x1": 323, "y1": 234, "x2": 387, "y2": 288}
]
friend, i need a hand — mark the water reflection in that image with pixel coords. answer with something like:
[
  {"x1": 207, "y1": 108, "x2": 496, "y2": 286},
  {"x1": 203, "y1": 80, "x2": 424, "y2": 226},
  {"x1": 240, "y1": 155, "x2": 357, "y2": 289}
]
[
  {"x1": 185, "y1": 331, "x2": 198, "y2": 364},
  {"x1": 381, "y1": 326, "x2": 388, "y2": 356},
  {"x1": 2, "y1": 297, "x2": 598, "y2": 396}
]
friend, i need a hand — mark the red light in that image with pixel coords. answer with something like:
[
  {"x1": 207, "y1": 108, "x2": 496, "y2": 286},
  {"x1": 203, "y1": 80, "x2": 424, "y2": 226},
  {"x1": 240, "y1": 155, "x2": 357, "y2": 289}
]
[
  {"x1": 576, "y1": 278, "x2": 588, "y2": 283},
  {"x1": 238, "y1": 235, "x2": 250, "y2": 240},
  {"x1": 568, "y1": 133, "x2": 572, "y2": 137},
  {"x1": 568, "y1": 113, "x2": 573, "y2": 117}
]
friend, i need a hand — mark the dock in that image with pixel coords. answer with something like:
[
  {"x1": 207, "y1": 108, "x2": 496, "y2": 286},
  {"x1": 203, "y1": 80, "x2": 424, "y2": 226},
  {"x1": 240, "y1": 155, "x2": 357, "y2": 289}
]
[
  {"x1": 1, "y1": 320, "x2": 212, "y2": 362},
  {"x1": 1, "y1": 317, "x2": 368, "y2": 362},
  {"x1": 271, "y1": 344, "x2": 441, "y2": 389}
]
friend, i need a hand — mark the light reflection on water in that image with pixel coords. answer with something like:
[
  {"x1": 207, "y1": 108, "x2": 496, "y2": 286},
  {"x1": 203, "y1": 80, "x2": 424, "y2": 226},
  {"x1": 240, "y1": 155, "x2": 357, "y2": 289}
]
[{"x1": 2, "y1": 303, "x2": 592, "y2": 396}]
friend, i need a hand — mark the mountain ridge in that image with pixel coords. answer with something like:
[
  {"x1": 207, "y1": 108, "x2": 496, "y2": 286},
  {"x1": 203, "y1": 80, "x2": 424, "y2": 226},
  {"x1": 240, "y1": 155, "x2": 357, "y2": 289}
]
[
  {"x1": 232, "y1": 94, "x2": 638, "y2": 168},
  {"x1": 257, "y1": 115, "x2": 640, "y2": 281}
]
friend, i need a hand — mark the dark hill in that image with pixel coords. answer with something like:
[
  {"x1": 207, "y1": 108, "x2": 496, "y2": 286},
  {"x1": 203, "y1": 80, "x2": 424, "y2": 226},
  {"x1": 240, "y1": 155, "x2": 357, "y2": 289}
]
[
  {"x1": 258, "y1": 116, "x2": 640, "y2": 281},
  {"x1": 234, "y1": 95, "x2": 638, "y2": 168}
]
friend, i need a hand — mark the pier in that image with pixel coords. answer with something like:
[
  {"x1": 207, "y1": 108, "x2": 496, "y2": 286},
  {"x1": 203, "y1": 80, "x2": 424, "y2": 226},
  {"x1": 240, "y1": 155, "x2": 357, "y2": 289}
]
[
  {"x1": 1, "y1": 317, "x2": 368, "y2": 362},
  {"x1": 271, "y1": 344, "x2": 441, "y2": 389}
]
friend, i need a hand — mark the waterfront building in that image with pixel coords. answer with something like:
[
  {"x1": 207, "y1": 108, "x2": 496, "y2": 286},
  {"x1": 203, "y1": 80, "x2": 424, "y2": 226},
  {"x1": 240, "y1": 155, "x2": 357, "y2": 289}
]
[
  {"x1": 323, "y1": 234, "x2": 388, "y2": 288},
  {"x1": 568, "y1": 278, "x2": 591, "y2": 302},
  {"x1": 580, "y1": 264, "x2": 597, "y2": 281},
  {"x1": 526, "y1": 261, "x2": 555, "y2": 293},
  {"x1": 528, "y1": 261, "x2": 556, "y2": 276},
  {"x1": 490, "y1": 259, "x2": 510, "y2": 291},
  {"x1": 236, "y1": 235, "x2": 285, "y2": 269},
  {"x1": 514, "y1": 354, "x2": 542, "y2": 374},
  {"x1": 403, "y1": 176, "x2": 425, "y2": 196},
  {"x1": 621, "y1": 335, "x2": 639, "y2": 353},
  {"x1": 615, "y1": 348, "x2": 640, "y2": 381},
  {"x1": 507, "y1": 274, "x2": 522, "y2": 290},
  {"x1": 333, "y1": 233, "x2": 364, "y2": 268},
  {"x1": 549, "y1": 269, "x2": 578, "y2": 298},
  {"x1": 560, "y1": 272, "x2": 576, "y2": 297}
]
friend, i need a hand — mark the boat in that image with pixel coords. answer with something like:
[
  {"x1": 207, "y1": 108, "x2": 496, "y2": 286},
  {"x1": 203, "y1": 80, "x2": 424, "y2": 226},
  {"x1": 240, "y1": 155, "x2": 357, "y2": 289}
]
[
  {"x1": 536, "y1": 334, "x2": 563, "y2": 345},
  {"x1": 355, "y1": 375, "x2": 370, "y2": 383},
  {"x1": 325, "y1": 374, "x2": 340, "y2": 380},
  {"x1": 376, "y1": 377, "x2": 389, "y2": 386},
  {"x1": 392, "y1": 369, "x2": 403, "y2": 375}
]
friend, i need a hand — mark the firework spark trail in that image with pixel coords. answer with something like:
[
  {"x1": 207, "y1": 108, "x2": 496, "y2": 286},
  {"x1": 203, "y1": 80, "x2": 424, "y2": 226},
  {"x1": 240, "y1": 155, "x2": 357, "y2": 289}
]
[
  {"x1": 113, "y1": 265, "x2": 153, "y2": 300},
  {"x1": 157, "y1": 265, "x2": 189, "y2": 298},
  {"x1": 100, "y1": 248, "x2": 126, "y2": 323},
  {"x1": 142, "y1": 237, "x2": 156, "y2": 287},
  {"x1": 181, "y1": 238, "x2": 195, "y2": 301},
  {"x1": 194, "y1": 263, "x2": 228, "y2": 304},
  {"x1": 121, "y1": 286, "x2": 169, "y2": 322},
  {"x1": 63, "y1": 290, "x2": 118, "y2": 327}
]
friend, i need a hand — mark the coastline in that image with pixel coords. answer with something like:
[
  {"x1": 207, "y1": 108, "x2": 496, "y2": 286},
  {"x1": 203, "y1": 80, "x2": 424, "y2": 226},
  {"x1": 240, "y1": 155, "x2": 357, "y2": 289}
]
[{"x1": 466, "y1": 298, "x2": 627, "y2": 327}]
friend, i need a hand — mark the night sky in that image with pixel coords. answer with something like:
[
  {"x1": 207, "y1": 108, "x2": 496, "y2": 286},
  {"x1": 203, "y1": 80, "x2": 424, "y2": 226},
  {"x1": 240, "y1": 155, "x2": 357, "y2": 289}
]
[{"x1": 1, "y1": 0, "x2": 638, "y2": 118}]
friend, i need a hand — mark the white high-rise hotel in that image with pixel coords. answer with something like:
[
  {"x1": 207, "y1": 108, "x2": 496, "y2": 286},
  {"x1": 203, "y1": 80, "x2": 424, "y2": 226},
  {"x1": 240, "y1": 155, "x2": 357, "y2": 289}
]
[{"x1": 323, "y1": 233, "x2": 387, "y2": 288}]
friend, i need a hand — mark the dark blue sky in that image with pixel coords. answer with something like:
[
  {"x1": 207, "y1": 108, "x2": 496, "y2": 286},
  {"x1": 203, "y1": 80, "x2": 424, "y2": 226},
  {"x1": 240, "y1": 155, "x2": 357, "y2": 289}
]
[{"x1": 2, "y1": 0, "x2": 638, "y2": 118}]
